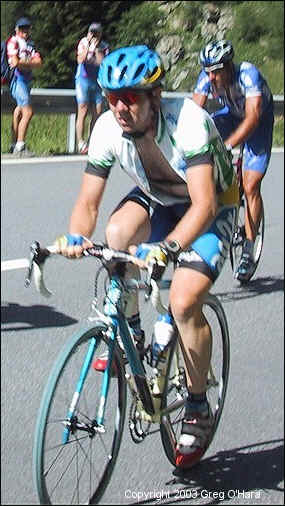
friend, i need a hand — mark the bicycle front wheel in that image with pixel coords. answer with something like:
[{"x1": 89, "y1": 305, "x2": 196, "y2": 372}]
[
  {"x1": 33, "y1": 323, "x2": 127, "y2": 505},
  {"x1": 230, "y1": 199, "x2": 265, "y2": 281},
  {"x1": 160, "y1": 294, "x2": 230, "y2": 466}
]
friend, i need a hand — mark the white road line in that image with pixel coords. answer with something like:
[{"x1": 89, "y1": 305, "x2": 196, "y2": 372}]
[
  {"x1": 1, "y1": 148, "x2": 283, "y2": 165},
  {"x1": 1, "y1": 155, "x2": 88, "y2": 165},
  {"x1": 1, "y1": 259, "x2": 29, "y2": 271}
]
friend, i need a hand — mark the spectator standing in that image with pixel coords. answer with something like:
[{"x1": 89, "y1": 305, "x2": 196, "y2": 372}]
[
  {"x1": 7, "y1": 17, "x2": 42, "y2": 156},
  {"x1": 75, "y1": 22, "x2": 109, "y2": 154}
]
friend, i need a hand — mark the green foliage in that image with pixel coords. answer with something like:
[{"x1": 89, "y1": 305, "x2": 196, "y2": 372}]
[
  {"x1": 111, "y1": 2, "x2": 164, "y2": 49},
  {"x1": 227, "y1": 1, "x2": 284, "y2": 57},
  {"x1": 0, "y1": 1, "x2": 284, "y2": 93},
  {"x1": 1, "y1": 113, "x2": 69, "y2": 154},
  {"x1": 180, "y1": 1, "x2": 204, "y2": 31}
]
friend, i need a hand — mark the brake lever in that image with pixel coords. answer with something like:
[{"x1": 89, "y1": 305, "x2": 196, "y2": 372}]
[
  {"x1": 24, "y1": 241, "x2": 53, "y2": 297},
  {"x1": 25, "y1": 241, "x2": 41, "y2": 287}
]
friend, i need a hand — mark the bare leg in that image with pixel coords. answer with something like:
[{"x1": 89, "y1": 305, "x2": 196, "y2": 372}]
[
  {"x1": 76, "y1": 103, "x2": 88, "y2": 146},
  {"x1": 169, "y1": 267, "x2": 213, "y2": 394},
  {"x1": 11, "y1": 106, "x2": 22, "y2": 144},
  {"x1": 16, "y1": 105, "x2": 33, "y2": 142},
  {"x1": 105, "y1": 200, "x2": 151, "y2": 316},
  {"x1": 88, "y1": 103, "x2": 102, "y2": 140},
  {"x1": 243, "y1": 169, "x2": 264, "y2": 242}
]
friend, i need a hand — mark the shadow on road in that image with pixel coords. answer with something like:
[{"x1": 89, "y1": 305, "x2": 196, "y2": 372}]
[
  {"x1": 214, "y1": 275, "x2": 284, "y2": 303},
  {"x1": 1, "y1": 301, "x2": 77, "y2": 330},
  {"x1": 130, "y1": 439, "x2": 284, "y2": 505}
]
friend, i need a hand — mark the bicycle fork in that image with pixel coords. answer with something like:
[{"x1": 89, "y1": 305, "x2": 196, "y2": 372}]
[
  {"x1": 62, "y1": 327, "x2": 116, "y2": 443},
  {"x1": 62, "y1": 336, "x2": 100, "y2": 443}
]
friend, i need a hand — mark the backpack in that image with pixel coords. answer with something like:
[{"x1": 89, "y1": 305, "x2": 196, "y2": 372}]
[{"x1": 1, "y1": 39, "x2": 15, "y2": 85}]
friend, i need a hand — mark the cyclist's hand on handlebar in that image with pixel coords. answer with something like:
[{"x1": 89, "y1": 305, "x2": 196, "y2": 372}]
[
  {"x1": 54, "y1": 234, "x2": 92, "y2": 259},
  {"x1": 132, "y1": 242, "x2": 169, "y2": 280}
]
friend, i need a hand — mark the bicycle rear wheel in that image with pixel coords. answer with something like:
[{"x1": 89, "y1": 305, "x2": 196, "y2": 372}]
[
  {"x1": 230, "y1": 199, "x2": 265, "y2": 282},
  {"x1": 33, "y1": 323, "x2": 127, "y2": 505},
  {"x1": 160, "y1": 294, "x2": 230, "y2": 467}
]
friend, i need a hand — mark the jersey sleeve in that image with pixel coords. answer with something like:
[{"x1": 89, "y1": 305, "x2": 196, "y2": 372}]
[
  {"x1": 194, "y1": 70, "x2": 211, "y2": 96},
  {"x1": 239, "y1": 62, "x2": 263, "y2": 97},
  {"x1": 176, "y1": 99, "x2": 215, "y2": 164},
  {"x1": 85, "y1": 112, "x2": 116, "y2": 178},
  {"x1": 6, "y1": 37, "x2": 19, "y2": 58}
]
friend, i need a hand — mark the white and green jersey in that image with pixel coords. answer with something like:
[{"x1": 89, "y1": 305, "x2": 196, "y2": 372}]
[{"x1": 86, "y1": 97, "x2": 235, "y2": 206}]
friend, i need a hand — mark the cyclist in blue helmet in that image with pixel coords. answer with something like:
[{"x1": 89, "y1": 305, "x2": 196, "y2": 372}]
[
  {"x1": 193, "y1": 40, "x2": 274, "y2": 282},
  {"x1": 97, "y1": 44, "x2": 165, "y2": 136},
  {"x1": 55, "y1": 45, "x2": 239, "y2": 470}
]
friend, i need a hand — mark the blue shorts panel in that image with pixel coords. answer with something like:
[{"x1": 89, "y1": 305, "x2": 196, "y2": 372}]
[
  {"x1": 10, "y1": 77, "x2": 31, "y2": 107},
  {"x1": 75, "y1": 77, "x2": 103, "y2": 105},
  {"x1": 189, "y1": 205, "x2": 237, "y2": 279},
  {"x1": 212, "y1": 107, "x2": 274, "y2": 174},
  {"x1": 118, "y1": 187, "x2": 237, "y2": 281}
]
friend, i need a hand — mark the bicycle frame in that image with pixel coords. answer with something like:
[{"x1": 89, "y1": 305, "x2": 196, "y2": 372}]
[{"x1": 63, "y1": 274, "x2": 188, "y2": 445}]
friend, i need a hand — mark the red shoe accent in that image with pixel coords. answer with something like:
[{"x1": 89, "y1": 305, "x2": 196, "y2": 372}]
[{"x1": 175, "y1": 446, "x2": 205, "y2": 469}]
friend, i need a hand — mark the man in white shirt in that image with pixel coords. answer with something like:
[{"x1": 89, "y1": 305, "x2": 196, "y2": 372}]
[{"x1": 7, "y1": 17, "x2": 42, "y2": 156}]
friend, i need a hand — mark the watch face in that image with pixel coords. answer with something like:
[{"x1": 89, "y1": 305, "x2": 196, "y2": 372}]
[{"x1": 167, "y1": 240, "x2": 181, "y2": 253}]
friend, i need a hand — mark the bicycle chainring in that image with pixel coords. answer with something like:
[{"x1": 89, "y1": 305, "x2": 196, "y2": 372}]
[{"x1": 128, "y1": 399, "x2": 151, "y2": 443}]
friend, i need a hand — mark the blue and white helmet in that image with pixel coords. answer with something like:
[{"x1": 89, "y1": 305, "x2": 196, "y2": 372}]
[
  {"x1": 98, "y1": 45, "x2": 165, "y2": 91},
  {"x1": 199, "y1": 40, "x2": 234, "y2": 71}
]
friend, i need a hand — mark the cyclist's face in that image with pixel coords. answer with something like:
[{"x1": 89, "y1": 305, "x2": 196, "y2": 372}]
[
  {"x1": 207, "y1": 67, "x2": 229, "y2": 89},
  {"x1": 107, "y1": 90, "x2": 157, "y2": 134}
]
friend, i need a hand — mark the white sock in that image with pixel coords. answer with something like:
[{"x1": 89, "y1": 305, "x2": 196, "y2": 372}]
[{"x1": 15, "y1": 141, "x2": 25, "y2": 150}]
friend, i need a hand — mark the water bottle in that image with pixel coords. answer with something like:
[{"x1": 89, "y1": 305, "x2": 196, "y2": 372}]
[
  {"x1": 151, "y1": 313, "x2": 174, "y2": 398},
  {"x1": 151, "y1": 313, "x2": 174, "y2": 371}
]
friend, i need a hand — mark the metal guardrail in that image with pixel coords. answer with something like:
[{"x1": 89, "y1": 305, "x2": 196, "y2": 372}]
[{"x1": 1, "y1": 87, "x2": 284, "y2": 153}]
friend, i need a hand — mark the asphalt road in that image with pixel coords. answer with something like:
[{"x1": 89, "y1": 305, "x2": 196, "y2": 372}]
[{"x1": 1, "y1": 152, "x2": 284, "y2": 505}]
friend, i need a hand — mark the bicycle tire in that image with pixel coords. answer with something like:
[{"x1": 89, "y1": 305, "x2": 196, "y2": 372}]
[
  {"x1": 230, "y1": 199, "x2": 265, "y2": 282},
  {"x1": 33, "y1": 323, "x2": 127, "y2": 505},
  {"x1": 160, "y1": 294, "x2": 230, "y2": 467}
]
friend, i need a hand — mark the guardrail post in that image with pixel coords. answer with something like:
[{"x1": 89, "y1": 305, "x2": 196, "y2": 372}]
[{"x1": 66, "y1": 113, "x2": 76, "y2": 153}]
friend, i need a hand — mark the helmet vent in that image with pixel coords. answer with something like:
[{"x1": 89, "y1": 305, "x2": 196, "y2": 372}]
[
  {"x1": 119, "y1": 65, "x2": 128, "y2": 81},
  {"x1": 117, "y1": 53, "x2": 125, "y2": 65},
  {"x1": 107, "y1": 65, "x2": 113, "y2": 82},
  {"x1": 134, "y1": 63, "x2": 145, "y2": 80},
  {"x1": 149, "y1": 66, "x2": 158, "y2": 78}
]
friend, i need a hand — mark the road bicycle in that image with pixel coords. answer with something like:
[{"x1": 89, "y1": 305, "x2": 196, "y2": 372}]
[
  {"x1": 229, "y1": 144, "x2": 265, "y2": 282},
  {"x1": 25, "y1": 240, "x2": 230, "y2": 505}
]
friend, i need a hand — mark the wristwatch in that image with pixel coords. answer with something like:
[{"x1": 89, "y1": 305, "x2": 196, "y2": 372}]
[
  {"x1": 225, "y1": 143, "x2": 233, "y2": 152},
  {"x1": 162, "y1": 239, "x2": 183, "y2": 261}
]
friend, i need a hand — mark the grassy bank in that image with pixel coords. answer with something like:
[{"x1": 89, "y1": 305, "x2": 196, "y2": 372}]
[{"x1": 1, "y1": 112, "x2": 284, "y2": 155}]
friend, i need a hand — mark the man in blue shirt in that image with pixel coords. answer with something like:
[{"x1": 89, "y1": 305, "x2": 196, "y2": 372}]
[{"x1": 193, "y1": 40, "x2": 274, "y2": 282}]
